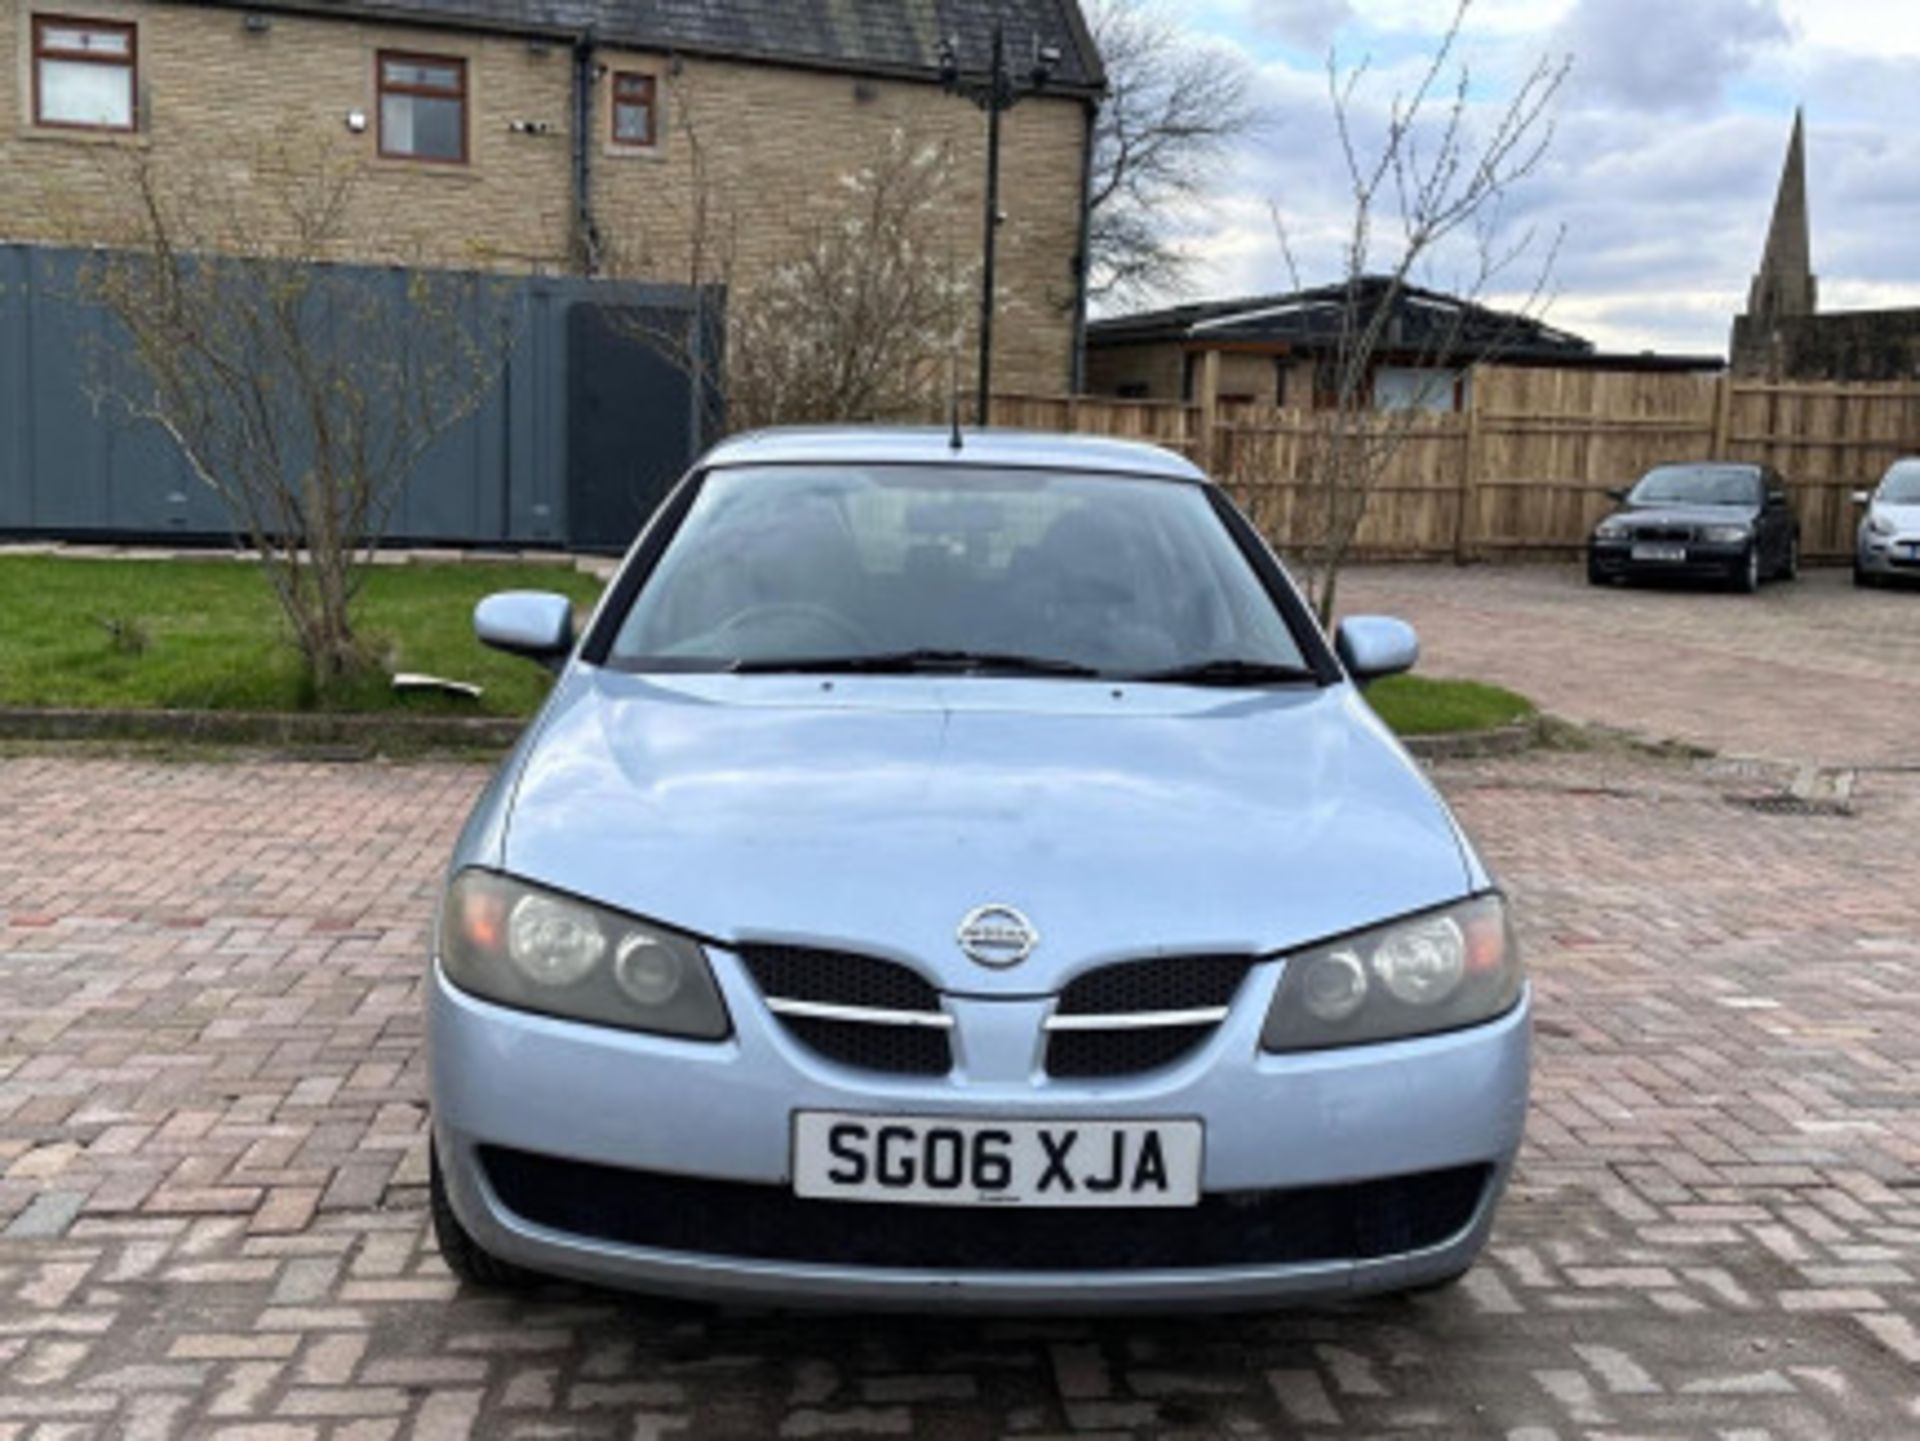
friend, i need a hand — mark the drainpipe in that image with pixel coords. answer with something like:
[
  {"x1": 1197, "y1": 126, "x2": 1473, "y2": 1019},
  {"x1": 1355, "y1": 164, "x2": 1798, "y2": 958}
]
[
  {"x1": 571, "y1": 28, "x2": 601, "y2": 275},
  {"x1": 1069, "y1": 94, "x2": 1096, "y2": 395}
]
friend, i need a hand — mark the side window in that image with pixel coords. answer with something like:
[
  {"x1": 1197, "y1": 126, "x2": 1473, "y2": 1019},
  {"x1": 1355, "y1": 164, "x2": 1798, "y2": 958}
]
[
  {"x1": 611, "y1": 71, "x2": 657, "y2": 148},
  {"x1": 32, "y1": 14, "x2": 137, "y2": 131},
  {"x1": 377, "y1": 51, "x2": 467, "y2": 163}
]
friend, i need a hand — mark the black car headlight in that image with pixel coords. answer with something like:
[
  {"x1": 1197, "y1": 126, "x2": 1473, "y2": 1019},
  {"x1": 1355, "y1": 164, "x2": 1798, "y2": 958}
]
[
  {"x1": 1593, "y1": 519, "x2": 1631, "y2": 541},
  {"x1": 439, "y1": 870, "x2": 730, "y2": 1040},
  {"x1": 1261, "y1": 894, "x2": 1521, "y2": 1052}
]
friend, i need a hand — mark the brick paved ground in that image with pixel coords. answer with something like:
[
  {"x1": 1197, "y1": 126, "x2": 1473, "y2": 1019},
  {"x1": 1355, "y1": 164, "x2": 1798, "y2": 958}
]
[
  {"x1": 2, "y1": 573, "x2": 1918, "y2": 1435},
  {"x1": 1342, "y1": 563, "x2": 1920, "y2": 767}
]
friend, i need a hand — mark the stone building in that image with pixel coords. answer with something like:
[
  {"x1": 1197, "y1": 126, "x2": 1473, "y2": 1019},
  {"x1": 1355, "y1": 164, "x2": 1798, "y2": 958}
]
[
  {"x1": 1729, "y1": 109, "x2": 1920, "y2": 381},
  {"x1": 1, "y1": 0, "x2": 1102, "y2": 395}
]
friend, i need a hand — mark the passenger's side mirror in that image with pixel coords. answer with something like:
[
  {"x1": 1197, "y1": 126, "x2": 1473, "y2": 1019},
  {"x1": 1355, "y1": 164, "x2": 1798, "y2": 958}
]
[
  {"x1": 475, "y1": 591, "x2": 575, "y2": 670},
  {"x1": 1852, "y1": 490, "x2": 1873, "y2": 506},
  {"x1": 1335, "y1": 616, "x2": 1419, "y2": 684}
]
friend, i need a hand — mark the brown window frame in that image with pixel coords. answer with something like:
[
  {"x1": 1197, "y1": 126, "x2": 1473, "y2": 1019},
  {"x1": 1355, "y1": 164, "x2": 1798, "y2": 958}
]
[
  {"x1": 610, "y1": 70, "x2": 657, "y2": 148},
  {"x1": 375, "y1": 48, "x2": 468, "y2": 165},
  {"x1": 31, "y1": 13, "x2": 138, "y2": 134}
]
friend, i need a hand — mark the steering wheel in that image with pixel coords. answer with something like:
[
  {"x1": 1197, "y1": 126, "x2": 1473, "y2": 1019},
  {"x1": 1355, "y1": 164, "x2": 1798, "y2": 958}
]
[{"x1": 712, "y1": 601, "x2": 872, "y2": 650}]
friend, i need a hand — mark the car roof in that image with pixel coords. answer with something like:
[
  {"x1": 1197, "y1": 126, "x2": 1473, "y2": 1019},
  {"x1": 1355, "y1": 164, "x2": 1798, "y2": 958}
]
[{"x1": 698, "y1": 426, "x2": 1209, "y2": 483}]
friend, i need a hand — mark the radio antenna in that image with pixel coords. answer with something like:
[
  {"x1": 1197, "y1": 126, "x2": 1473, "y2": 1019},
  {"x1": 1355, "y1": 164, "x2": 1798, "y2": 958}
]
[{"x1": 947, "y1": 333, "x2": 964, "y2": 451}]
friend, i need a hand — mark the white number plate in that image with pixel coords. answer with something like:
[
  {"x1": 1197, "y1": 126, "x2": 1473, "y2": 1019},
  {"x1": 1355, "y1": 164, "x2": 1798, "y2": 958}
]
[
  {"x1": 1631, "y1": 543, "x2": 1687, "y2": 562},
  {"x1": 792, "y1": 1112, "x2": 1202, "y2": 1208}
]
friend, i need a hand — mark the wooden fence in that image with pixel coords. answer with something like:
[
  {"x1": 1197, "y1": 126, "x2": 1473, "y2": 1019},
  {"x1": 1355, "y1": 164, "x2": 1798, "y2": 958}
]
[{"x1": 988, "y1": 368, "x2": 1920, "y2": 560}]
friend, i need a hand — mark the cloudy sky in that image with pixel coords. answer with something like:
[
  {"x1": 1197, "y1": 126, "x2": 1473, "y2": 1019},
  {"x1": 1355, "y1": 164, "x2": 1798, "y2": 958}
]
[{"x1": 1150, "y1": 0, "x2": 1920, "y2": 355}]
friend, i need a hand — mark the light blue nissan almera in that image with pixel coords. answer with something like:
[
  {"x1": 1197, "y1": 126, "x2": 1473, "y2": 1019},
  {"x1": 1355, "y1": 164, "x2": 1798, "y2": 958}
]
[{"x1": 428, "y1": 426, "x2": 1530, "y2": 1311}]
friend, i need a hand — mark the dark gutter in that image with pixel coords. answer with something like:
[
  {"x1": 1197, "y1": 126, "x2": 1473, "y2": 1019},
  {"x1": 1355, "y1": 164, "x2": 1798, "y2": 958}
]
[
  {"x1": 1069, "y1": 96, "x2": 1096, "y2": 393},
  {"x1": 572, "y1": 27, "x2": 599, "y2": 275}
]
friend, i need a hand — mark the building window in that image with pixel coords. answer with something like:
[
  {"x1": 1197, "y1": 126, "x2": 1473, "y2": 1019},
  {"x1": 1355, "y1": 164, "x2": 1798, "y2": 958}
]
[
  {"x1": 611, "y1": 71, "x2": 657, "y2": 148},
  {"x1": 32, "y1": 14, "x2": 137, "y2": 131},
  {"x1": 377, "y1": 51, "x2": 467, "y2": 163}
]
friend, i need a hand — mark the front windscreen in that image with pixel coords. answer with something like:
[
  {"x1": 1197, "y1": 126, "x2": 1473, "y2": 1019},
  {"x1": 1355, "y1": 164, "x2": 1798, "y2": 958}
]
[
  {"x1": 1628, "y1": 465, "x2": 1760, "y2": 507},
  {"x1": 1880, "y1": 462, "x2": 1920, "y2": 504},
  {"x1": 605, "y1": 464, "x2": 1309, "y2": 676}
]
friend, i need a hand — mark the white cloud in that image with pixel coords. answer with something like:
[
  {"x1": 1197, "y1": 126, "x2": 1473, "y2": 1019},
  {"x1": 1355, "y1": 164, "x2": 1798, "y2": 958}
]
[
  {"x1": 1555, "y1": 0, "x2": 1787, "y2": 112},
  {"x1": 1132, "y1": 0, "x2": 1920, "y2": 353}
]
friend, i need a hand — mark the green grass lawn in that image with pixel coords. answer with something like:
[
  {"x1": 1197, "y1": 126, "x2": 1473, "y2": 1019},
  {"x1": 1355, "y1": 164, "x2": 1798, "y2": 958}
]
[
  {"x1": 0, "y1": 556, "x2": 604, "y2": 716},
  {"x1": 0, "y1": 556, "x2": 1535, "y2": 736},
  {"x1": 1363, "y1": 673, "x2": 1535, "y2": 737}
]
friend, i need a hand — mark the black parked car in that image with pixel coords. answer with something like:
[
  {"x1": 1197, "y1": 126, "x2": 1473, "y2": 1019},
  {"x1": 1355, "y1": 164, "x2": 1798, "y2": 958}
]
[{"x1": 1587, "y1": 462, "x2": 1800, "y2": 593}]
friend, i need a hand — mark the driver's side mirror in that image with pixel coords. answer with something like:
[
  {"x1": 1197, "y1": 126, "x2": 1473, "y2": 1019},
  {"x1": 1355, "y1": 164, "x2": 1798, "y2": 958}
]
[
  {"x1": 1605, "y1": 487, "x2": 1630, "y2": 503},
  {"x1": 1852, "y1": 490, "x2": 1873, "y2": 506},
  {"x1": 475, "y1": 591, "x2": 575, "y2": 670},
  {"x1": 1335, "y1": 616, "x2": 1419, "y2": 685}
]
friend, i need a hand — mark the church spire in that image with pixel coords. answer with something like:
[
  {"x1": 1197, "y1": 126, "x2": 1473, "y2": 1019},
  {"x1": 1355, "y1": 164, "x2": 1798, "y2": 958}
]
[{"x1": 1748, "y1": 108, "x2": 1817, "y2": 320}]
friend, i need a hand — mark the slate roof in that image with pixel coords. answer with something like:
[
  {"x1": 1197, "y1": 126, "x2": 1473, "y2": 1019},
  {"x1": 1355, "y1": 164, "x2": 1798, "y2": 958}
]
[
  {"x1": 1090, "y1": 278, "x2": 1726, "y2": 372},
  {"x1": 1090, "y1": 278, "x2": 1593, "y2": 358},
  {"x1": 184, "y1": 0, "x2": 1103, "y2": 93}
]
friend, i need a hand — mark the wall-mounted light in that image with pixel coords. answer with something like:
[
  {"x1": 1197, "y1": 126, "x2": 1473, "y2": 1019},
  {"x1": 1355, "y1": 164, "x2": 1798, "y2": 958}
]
[
  {"x1": 853, "y1": 79, "x2": 878, "y2": 104},
  {"x1": 345, "y1": 109, "x2": 367, "y2": 133},
  {"x1": 242, "y1": 11, "x2": 271, "y2": 32},
  {"x1": 508, "y1": 119, "x2": 553, "y2": 135},
  {"x1": 527, "y1": 38, "x2": 551, "y2": 57}
]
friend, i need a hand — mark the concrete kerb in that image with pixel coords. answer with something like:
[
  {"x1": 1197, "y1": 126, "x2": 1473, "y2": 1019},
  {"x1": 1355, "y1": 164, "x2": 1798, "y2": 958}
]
[{"x1": 0, "y1": 705, "x2": 1549, "y2": 762}]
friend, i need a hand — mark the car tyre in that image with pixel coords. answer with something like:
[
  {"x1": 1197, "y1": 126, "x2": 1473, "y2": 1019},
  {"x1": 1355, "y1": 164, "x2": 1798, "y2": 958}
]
[
  {"x1": 431, "y1": 1140, "x2": 531, "y2": 1288},
  {"x1": 1734, "y1": 546, "x2": 1761, "y2": 594},
  {"x1": 1853, "y1": 562, "x2": 1875, "y2": 588},
  {"x1": 1782, "y1": 534, "x2": 1800, "y2": 581}
]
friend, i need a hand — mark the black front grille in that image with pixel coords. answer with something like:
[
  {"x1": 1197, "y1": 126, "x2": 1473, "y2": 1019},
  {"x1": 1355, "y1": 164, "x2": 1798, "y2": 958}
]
[
  {"x1": 740, "y1": 945, "x2": 940, "y2": 1011},
  {"x1": 1633, "y1": 524, "x2": 1693, "y2": 543},
  {"x1": 481, "y1": 1146, "x2": 1492, "y2": 1271},
  {"x1": 739, "y1": 945, "x2": 952, "y2": 1077},
  {"x1": 1048, "y1": 956, "x2": 1256, "y2": 1078},
  {"x1": 1048, "y1": 1025, "x2": 1219, "y2": 1079},
  {"x1": 780, "y1": 1016, "x2": 951, "y2": 1076},
  {"x1": 1057, "y1": 955, "x2": 1255, "y2": 1014}
]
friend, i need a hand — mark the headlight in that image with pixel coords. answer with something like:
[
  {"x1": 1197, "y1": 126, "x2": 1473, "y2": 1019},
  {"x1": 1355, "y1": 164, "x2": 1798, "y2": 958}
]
[
  {"x1": 1593, "y1": 519, "x2": 1631, "y2": 540},
  {"x1": 1261, "y1": 894, "x2": 1521, "y2": 1053},
  {"x1": 1868, "y1": 513, "x2": 1896, "y2": 537},
  {"x1": 439, "y1": 870, "x2": 730, "y2": 1040},
  {"x1": 1699, "y1": 524, "x2": 1750, "y2": 543}
]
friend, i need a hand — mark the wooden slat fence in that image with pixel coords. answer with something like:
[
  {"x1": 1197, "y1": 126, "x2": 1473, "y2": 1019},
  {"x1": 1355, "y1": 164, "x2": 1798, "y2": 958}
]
[{"x1": 984, "y1": 367, "x2": 1920, "y2": 560}]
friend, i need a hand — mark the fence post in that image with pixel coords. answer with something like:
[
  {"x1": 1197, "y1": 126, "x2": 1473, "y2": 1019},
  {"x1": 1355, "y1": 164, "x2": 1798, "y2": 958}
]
[
  {"x1": 1453, "y1": 371, "x2": 1484, "y2": 563},
  {"x1": 1710, "y1": 372, "x2": 1733, "y2": 457},
  {"x1": 1196, "y1": 348, "x2": 1221, "y2": 473}
]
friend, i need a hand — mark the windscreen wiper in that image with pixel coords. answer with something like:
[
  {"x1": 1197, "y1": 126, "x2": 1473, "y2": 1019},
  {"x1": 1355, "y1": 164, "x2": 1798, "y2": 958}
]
[
  {"x1": 1126, "y1": 657, "x2": 1320, "y2": 687},
  {"x1": 730, "y1": 648, "x2": 1104, "y2": 678}
]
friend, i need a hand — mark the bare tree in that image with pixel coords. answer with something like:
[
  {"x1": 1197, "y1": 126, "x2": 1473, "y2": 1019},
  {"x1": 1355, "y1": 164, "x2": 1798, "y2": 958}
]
[
  {"x1": 1085, "y1": 0, "x2": 1258, "y2": 306},
  {"x1": 1262, "y1": 0, "x2": 1568, "y2": 621},
  {"x1": 605, "y1": 97, "x2": 972, "y2": 433},
  {"x1": 726, "y1": 133, "x2": 973, "y2": 430},
  {"x1": 71, "y1": 132, "x2": 516, "y2": 691}
]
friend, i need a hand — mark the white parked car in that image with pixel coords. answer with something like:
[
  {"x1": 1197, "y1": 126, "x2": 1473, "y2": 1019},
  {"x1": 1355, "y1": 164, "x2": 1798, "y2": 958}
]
[{"x1": 1855, "y1": 459, "x2": 1920, "y2": 586}]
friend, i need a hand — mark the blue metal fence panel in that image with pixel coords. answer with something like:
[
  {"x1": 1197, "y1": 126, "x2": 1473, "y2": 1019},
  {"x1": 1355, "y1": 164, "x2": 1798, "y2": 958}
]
[{"x1": 0, "y1": 243, "x2": 697, "y2": 549}]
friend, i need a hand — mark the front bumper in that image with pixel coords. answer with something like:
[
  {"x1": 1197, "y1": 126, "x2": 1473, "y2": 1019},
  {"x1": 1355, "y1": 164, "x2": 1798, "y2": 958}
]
[
  {"x1": 429, "y1": 956, "x2": 1531, "y2": 1311},
  {"x1": 1588, "y1": 538, "x2": 1748, "y2": 581},
  {"x1": 1857, "y1": 535, "x2": 1920, "y2": 577}
]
